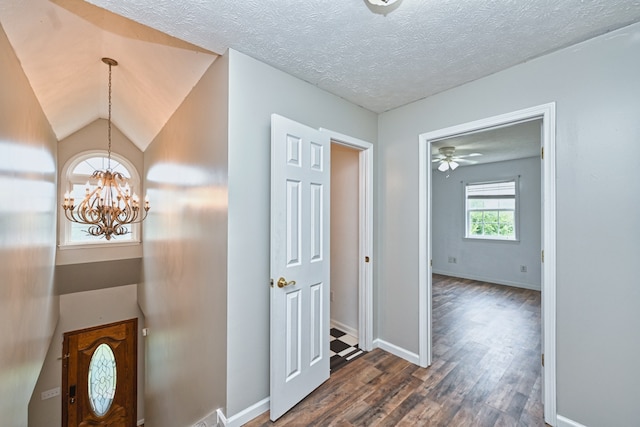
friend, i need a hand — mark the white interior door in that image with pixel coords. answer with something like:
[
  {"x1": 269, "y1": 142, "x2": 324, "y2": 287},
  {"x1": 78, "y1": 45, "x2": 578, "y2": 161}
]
[{"x1": 270, "y1": 114, "x2": 331, "y2": 421}]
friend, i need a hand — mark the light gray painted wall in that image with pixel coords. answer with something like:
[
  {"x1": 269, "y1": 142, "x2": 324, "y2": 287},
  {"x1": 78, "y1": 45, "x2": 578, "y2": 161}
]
[
  {"x1": 141, "y1": 53, "x2": 229, "y2": 427},
  {"x1": 0, "y1": 25, "x2": 58, "y2": 427},
  {"x1": 28, "y1": 285, "x2": 145, "y2": 427},
  {"x1": 330, "y1": 144, "x2": 360, "y2": 333},
  {"x1": 226, "y1": 48, "x2": 377, "y2": 417},
  {"x1": 432, "y1": 157, "x2": 541, "y2": 290},
  {"x1": 377, "y1": 23, "x2": 640, "y2": 426}
]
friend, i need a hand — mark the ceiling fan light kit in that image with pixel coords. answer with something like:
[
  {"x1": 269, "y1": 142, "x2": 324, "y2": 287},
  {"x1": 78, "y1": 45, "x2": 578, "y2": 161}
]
[
  {"x1": 367, "y1": 0, "x2": 400, "y2": 5},
  {"x1": 434, "y1": 146, "x2": 478, "y2": 173},
  {"x1": 437, "y1": 160, "x2": 459, "y2": 172}
]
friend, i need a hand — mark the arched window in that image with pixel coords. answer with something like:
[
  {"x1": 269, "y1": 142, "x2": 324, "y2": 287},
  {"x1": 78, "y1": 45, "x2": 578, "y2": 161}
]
[{"x1": 60, "y1": 150, "x2": 142, "y2": 246}]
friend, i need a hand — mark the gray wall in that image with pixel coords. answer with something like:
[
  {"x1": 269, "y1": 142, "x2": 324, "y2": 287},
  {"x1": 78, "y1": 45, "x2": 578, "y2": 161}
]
[
  {"x1": 141, "y1": 53, "x2": 229, "y2": 426},
  {"x1": 225, "y1": 49, "x2": 377, "y2": 417},
  {"x1": 377, "y1": 23, "x2": 640, "y2": 426},
  {"x1": 0, "y1": 24, "x2": 58, "y2": 427},
  {"x1": 432, "y1": 157, "x2": 541, "y2": 290}
]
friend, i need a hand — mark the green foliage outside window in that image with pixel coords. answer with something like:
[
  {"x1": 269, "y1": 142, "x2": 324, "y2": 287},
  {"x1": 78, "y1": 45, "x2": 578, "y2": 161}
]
[{"x1": 469, "y1": 210, "x2": 515, "y2": 237}]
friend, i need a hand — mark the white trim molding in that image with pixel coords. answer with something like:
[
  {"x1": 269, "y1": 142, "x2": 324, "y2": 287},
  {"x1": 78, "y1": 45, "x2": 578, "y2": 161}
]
[
  {"x1": 373, "y1": 339, "x2": 420, "y2": 365},
  {"x1": 331, "y1": 319, "x2": 358, "y2": 338},
  {"x1": 220, "y1": 398, "x2": 270, "y2": 427},
  {"x1": 418, "y1": 102, "x2": 557, "y2": 426},
  {"x1": 557, "y1": 415, "x2": 588, "y2": 427},
  {"x1": 192, "y1": 409, "x2": 217, "y2": 427},
  {"x1": 320, "y1": 128, "x2": 374, "y2": 352}
]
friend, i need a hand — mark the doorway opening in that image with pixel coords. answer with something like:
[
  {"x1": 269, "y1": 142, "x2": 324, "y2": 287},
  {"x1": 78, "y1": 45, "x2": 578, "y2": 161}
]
[
  {"x1": 330, "y1": 143, "x2": 364, "y2": 371},
  {"x1": 418, "y1": 103, "x2": 557, "y2": 425},
  {"x1": 323, "y1": 129, "x2": 374, "y2": 358}
]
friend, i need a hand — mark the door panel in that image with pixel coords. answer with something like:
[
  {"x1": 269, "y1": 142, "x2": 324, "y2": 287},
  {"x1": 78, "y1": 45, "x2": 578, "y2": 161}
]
[
  {"x1": 270, "y1": 114, "x2": 331, "y2": 420},
  {"x1": 62, "y1": 319, "x2": 137, "y2": 427}
]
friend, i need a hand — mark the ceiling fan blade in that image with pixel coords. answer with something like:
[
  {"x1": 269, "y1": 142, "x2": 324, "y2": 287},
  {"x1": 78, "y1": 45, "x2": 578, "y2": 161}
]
[{"x1": 454, "y1": 158, "x2": 477, "y2": 164}]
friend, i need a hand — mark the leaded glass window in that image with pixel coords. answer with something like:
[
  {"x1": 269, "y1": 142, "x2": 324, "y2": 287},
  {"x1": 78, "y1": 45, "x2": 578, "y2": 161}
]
[{"x1": 88, "y1": 343, "x2": 117, "y2": 416}]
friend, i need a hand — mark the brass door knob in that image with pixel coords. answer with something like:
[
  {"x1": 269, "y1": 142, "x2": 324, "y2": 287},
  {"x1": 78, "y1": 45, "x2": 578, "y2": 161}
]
[{"x1": 277, "y1": 277, "x2": 296, "y2": 288}]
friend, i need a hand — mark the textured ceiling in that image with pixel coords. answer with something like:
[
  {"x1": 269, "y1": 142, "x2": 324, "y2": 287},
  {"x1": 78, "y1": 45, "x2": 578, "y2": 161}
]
[
  {"x1": 83, "y1": 0, "x2": 640, "y2": 113},
  {"x1": 2, "y1": 0, "x2": 640, "y2": 150}
]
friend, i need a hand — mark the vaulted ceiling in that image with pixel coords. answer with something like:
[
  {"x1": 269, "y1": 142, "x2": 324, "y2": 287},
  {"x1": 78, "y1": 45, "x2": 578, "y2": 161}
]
[{"x1": 2, "y1": 0, "x2": 640, "y2": 151}]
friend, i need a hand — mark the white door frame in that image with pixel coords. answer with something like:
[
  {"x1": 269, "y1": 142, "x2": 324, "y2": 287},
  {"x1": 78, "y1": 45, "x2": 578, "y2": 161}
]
[
  {"x1": 320, "y1": 129, "x2": 374, "y2": 351},
  {"x1": 417, "y1": 103, "x2": 557, "y2": 426}
]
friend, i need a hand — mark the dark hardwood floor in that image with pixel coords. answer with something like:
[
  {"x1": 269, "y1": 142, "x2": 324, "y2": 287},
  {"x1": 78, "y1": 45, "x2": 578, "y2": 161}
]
[{"x1": 244, "y1": 274, "x2": 544, "y2": 426}]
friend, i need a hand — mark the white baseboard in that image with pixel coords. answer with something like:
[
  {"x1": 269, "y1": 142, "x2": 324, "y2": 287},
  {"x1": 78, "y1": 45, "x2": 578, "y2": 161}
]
[
  {"x1": 330, "y1": 319, "x2": 358, "y2": 338},
  {"x1": 221, "y1": 398, "x2": 270, "y2": 427},
  {"x1": 192, "y1": 409, "x2": 217, "y2": 427},
  {"x1": 137, "y1": 419, "x2": 145, "y2": 426},
  {"x1": 373, "y1": 338, "x2": 420, "y2": 365},
  {"x1": 557, "y1": 415, "x2": 588, "y2": 427},
  {"x1": 432, "y1": 270, "x2": 541, "y2": 291},
  {"x1": 216, "y1": 408, "x2": 227, "y2": 427}
]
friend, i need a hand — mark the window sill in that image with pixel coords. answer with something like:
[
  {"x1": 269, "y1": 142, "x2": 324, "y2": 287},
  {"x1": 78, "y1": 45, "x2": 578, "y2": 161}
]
[
  {"x1": 463, "y1": 236, "x2": 520, "y2": 243},
  {"x1": 58, "y1": 241, "x2": 141, "y2": 251},
  {"x1": 56, "y1": 241, "x2": 142, "y2": 265}
]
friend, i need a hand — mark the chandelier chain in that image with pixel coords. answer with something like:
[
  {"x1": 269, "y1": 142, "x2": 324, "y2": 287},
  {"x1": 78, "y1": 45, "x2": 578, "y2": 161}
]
[{"x1": 107, "y1": 61, "x2": 112, "y2": 170}]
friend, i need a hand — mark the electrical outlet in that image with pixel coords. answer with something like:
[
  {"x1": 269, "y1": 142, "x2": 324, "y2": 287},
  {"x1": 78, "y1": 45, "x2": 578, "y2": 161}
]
[
  {"x1": 41, "y1": 387, "x2": 60, "y2": 400},
  {"x1": 520, "y1": 265, "x2": 527, "y2": 273},
  {"x1": 330, "y1": 291, "x2": 334, "y2": 302},
  {"x1": 448, "y1": 256, "x2": 457, "y2": 264}
]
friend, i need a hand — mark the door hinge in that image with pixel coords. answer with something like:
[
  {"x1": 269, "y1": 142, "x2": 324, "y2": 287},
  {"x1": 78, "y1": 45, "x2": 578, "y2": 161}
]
[
  {"x1": 541, "y1": 147, "x2": 544, "y2": 160},
  {"x1": 365, "y1": 256, "x2": 370, "y2": 263},
  {"x1": 541, "y1": 250, "x2": 544, "y2": 263},
  {"x1": 430, "y1": 259, "x2": 433, "y2": 267},
  {"x1": 541, "y1": 353, "x2": 545, "y2": 367}
]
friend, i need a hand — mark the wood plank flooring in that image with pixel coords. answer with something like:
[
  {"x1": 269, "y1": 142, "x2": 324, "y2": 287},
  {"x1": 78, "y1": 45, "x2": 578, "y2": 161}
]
[{"x1": 244, "y1": 275, "x2": 544, "y2": 426}]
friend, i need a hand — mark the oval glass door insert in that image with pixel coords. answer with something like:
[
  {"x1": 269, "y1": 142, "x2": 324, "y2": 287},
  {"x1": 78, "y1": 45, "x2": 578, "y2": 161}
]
[{"x1": 88, "y1": 343, "x2": 117, "y2": 416}]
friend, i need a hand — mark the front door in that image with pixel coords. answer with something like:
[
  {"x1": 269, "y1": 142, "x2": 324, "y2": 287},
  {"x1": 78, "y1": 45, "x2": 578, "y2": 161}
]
[
  {"x1": 62, "y1": 319, "x2": 137, "y2": 427},
  {"x1": 270, "y1": 114, "x2": 331, "y2": 420}
]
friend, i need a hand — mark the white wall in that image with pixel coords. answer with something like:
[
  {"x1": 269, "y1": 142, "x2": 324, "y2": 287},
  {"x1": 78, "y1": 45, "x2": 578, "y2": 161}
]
[
  {"x1": 432, "y1": 157, "x2": 541, "y2": 290},
  {"x1": 377, "y1": 23, "x2": 640, "y2": 426},
  {"x1": 0, "y1": 24, "x2": 58, "y2": 427},
  {"x1": 141, "y1": 54, "x2": 229, "y2": 427},
  {"x1": 28, "y1": 285, "x2": 145, "y2": 427},
  {"x1": 330, "y1": 144, "x2": 360, "y2": 334},
  {"x1": 226, "y1": 49, "x2": 377, "y2": 418}
]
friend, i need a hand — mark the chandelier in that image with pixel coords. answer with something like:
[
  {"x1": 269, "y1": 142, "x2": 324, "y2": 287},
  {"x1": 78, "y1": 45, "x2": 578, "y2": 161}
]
[{"x1": 62, "y1": 57, "x2": 149, "y2": 240}]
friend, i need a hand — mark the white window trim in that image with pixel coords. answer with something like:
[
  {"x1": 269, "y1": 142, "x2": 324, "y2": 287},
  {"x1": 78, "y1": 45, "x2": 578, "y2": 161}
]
[
  {"x1": 463, "y1": 176, "x2": 520, "y2": 242},
  {"x1": 59, "y1": 149, "x2": 143, "y2": 248}
]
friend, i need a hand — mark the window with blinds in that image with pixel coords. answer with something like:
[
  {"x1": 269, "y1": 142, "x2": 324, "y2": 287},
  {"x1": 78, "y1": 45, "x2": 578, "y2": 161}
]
[{"x1": 465, "y1": 179, "x2": 518, "y2": 240}]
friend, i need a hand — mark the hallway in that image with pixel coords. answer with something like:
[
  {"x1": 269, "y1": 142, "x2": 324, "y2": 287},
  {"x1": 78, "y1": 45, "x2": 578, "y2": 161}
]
[{"x1": 245, "y1": 275, "x2": 543, "y2": 426}]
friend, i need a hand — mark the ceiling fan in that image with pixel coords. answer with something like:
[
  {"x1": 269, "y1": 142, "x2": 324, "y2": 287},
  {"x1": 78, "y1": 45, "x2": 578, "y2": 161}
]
[{"x1": 432, "y1": 146, "x2": 482, "y2": 172}]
